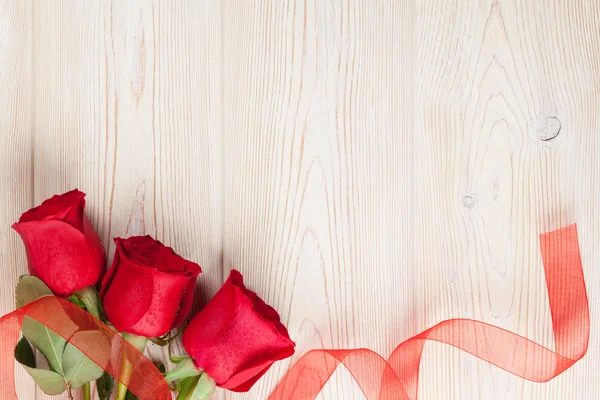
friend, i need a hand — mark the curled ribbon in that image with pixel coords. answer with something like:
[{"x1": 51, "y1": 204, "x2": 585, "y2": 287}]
[
  {"x1": 0, "y1": 296, "x2": 171, "y2": 399},
  {"x1": 0, "y1": 225, "x2": 589, "y2": 400},
  {"x1": 269, "y1": 224, "x2": 590, "y2": 400}
]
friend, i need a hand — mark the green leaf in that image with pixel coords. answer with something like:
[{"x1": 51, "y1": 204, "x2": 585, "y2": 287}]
[
  {"x1": 19, "y1": 323, "x2": 105, "y2": 393},
  {"x1": 21, "y1": 316, "x2": 66, "y2": 373},
  {"x1": 15, "y1": 275, "x2": 53, "y2": 308},
  {"x1": 14, "y1": 336, "x2": 35, "y2": 368},
  {"x1": 15, "y1": 276, "x2": 107, "y2": 392},
  {"x1": 15, "y1": 336, "x2": 66, "y2": 395},
  {"x1": 17, "y1": 275, "x2": 67, "y2": 373},
  {"x1": 16, "y1": 276, "x2": 106, "y2": 391},
  {"x1": 62, "y1": 331, "x2": 104, "y2": 389},
  {"x1": 96, "y1": 372, "x2": 114, "y2": 400},
  {"x1": 20, "y1": 365, "x2": 67, "y2": 395}
]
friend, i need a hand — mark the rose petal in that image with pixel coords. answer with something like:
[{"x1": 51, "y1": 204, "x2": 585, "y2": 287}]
[
  {"x1": 18, "y1": 189, "x2": 86, "y2": 232},
  {"x1": 102, "y1": 247, "x2": 154, "y2": 332},
  {"x1": 183, "y1": 279, "x2": 237, "y2": 362},
  {"x1": 12, "y1": 219, "x2": 103, "y2": 296},
  {"x1": 129, "y1": 269, "x2": 190, "y2": 337},
  {"x1": 220, "y1": 361, "x2": 273, "y2": 391},
  {"x1": 171, "y1": 278, "x2": 197, "y2": 329},
  {"x1": 119, "y1": 236, "x2": 200, "y2": 276},
  {"x1": 101, "y1": 244, "x2": 121, "y2": 300},
  {"x1": 229, "y1": 270, "x2": 291, "y2": 338}
]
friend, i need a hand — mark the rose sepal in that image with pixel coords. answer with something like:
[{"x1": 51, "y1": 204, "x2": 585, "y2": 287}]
[
  {"x1": 72, "y1": 286, "x2": 103, "y2": 320},
  {"x1": 176, "y1": 373, "x2": 216, "y2": 400},
  {"x1": 164, "y1": 357, "x2": 201, "y2": 382},
  {"x1": 164, "y1": 358, "x2": 215, "y2": 400}
]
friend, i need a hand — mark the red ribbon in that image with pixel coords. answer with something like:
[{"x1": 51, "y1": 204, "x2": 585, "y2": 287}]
[
  {"x1": 0, "y1": 225, "x2": 589, "y2": 399},
  {"x1": 269, "y1": 224, "x2": 589, "y2": 400},
  {"x1": 0, "y1": 296, "x2": 171, "y2": 399}
]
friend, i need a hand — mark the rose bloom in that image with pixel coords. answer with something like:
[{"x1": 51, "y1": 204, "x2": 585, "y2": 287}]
[
  {"x1": 101, "y1": 236, "x2": 201, "y2": 338},
  {"x1": 12, "y1": 189, "x2": 106, "y2": 296},
  {"x1": 182, "y1": 270, "x2": 295, "y2": 392}
]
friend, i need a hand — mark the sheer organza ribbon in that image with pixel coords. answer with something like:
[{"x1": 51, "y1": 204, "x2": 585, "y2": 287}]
[
  {"x1": 0, "y1": 225, "x2": 589, "y2": 399},
  {"x1": 0, "y1": 296, "x2": 171, "y2": 399},
  {"x1": 269, "y1": 224, "x2": 589, "y2": 400}
]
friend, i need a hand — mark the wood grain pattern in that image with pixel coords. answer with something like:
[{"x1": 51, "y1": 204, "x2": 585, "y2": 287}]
[
  {"x1": 30, "y1": 1, "x2": 222, "y2": 399},
  {"x1": 222, "y1": 1, "x2": 415, "y2": 398},
  {"x1": 414, "y1": 1, "x2": 600, "y2": 399},
  {"x1": 0, "y1": 0, "x2": 598, "y2": 399},
  {"x1": 0, "y1": 0, "x2": 33, "y2": 398}
]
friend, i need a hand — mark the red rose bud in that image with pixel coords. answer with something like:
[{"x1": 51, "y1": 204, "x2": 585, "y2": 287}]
[
  {"x1": 101, "y1": 236, "x2": 201, "y2": 338},
  {"x1": 182, "y1": 270, "x2": 295, "y2": 392},
  {"x1": 12, "y1": 189, "x2": 106, "y2": 296}
]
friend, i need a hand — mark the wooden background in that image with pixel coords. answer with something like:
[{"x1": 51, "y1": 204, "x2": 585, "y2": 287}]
[{"x1": 1, "y1": 0, "x2": 598, "y2": 399}]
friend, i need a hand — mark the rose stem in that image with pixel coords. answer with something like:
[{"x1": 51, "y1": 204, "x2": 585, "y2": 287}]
[
  {"x1": 82, "y1": 381, "x2": 91, "y2": 400},
  {"x1": 114, "y1": 361, "x2": 133, "y2": 400},
  {"x1": 66, "y1": 386, "x2": 74, "y2": 400},
  {"x1": 115, "y1": 333, "x2": 148, "y2": 400}
]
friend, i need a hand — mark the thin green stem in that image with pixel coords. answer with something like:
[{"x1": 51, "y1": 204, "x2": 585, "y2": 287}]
[
  {"x1": 82, "y1": 382, "x2": 91, "y2": 400},
  {"x1": 114, "y1": 361, "x2": 132, "y2": 400},
  {"x1": 115, "y1": 333, "x2": 148, "y2": 400}
]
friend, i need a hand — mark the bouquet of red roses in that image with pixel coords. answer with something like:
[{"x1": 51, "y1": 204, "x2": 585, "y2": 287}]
[{"x1": 10, "y1": 189, "x2": 295, "y2": 400}]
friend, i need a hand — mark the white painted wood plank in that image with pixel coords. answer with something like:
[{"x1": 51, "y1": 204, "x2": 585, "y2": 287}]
[
  {"x1": 0, "y1": 1, "x2": 34, "y2": 399},
  {"x1": 222, "y1": 1, "x2": 414, "y2": 399},
  {"x1": 0, "y1": 1, "x2": 597, "y2": 399},
  {"x1": 31, "y1": 1, "x2": 222, "y2": 398},
  {"x1": 414, "y1": 1, "x2": 600, "y2": 399}
]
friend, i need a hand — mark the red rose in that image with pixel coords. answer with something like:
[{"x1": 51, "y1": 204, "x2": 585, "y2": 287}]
[
  {"x1": 182, "y1": 270, "x2": 295, "y2": 392},
  {"x1": 12, "y1": 189, "x2": 106, "y2": 296},
  {"x1": 101, "y1": 236, "x2": 201, "y2": 338}
]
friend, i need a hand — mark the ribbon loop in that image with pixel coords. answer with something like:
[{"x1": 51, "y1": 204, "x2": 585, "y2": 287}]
[{"x1": 270, "y1": 224, "x2": 589, "y2": 400}]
